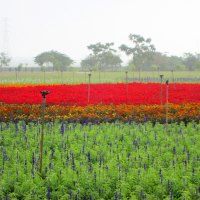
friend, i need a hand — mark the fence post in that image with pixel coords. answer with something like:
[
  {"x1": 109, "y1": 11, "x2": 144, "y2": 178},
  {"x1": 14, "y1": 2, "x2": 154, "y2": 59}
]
[{"x1": 88, "y1": 73, "x2": 91, "y2": 104}]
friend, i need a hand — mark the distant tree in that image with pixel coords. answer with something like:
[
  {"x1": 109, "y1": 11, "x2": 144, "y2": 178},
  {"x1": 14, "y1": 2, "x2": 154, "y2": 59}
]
[
  {"x1": 147, "y1": 52, "x2": 169, "y2": 70},
  {"x1": 34, "y1": 50, "x2": 73, "y2": 71},
  {"x1": 99, "y1": 51, "x2": 122, "y2": 71},
  {"x1": 81, "y1": 55, "x2": 97, "y2": 71},
  {"x1": 183, "y1": 53, "x2": 199, "y2": 71},
  {"x1": 195, "y1": 61, "x2": 200, "y2": 70},
  {"x1": 119, "y1": 34, "x2": 156, "y2": 70},
  {"x1": 87, "y1": 42, "x2": 117, "y2": 71},
  {"x1": 81, "y1": 51, "x2": 122, "y2": 71},
  {"x1": 151, "y1": 64, "x2": 160, "y2": 72},
  {"x1": 127, "y1": 63, "x2": 136, "y2": 71},
  {"x1": 167, "y1": 55, "x2": 183, "y2": 71},
  {"x1": 0, "y1": 52, "x2": 11, "y2": 69},
  {"x1": 17, "y1": 63, "x2": 23, "y2": 72},
  {"x1": 87, "y1": 42, "x2": 116, "y2": 56},
  {"x1": 175, "y1": 63, "x2": 186, "y2": 71}
]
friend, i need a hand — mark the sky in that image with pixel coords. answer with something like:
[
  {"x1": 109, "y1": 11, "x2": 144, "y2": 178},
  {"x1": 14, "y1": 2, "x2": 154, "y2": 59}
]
[{"x1": 0, "y1": 0, "x2": 200, "y2": 65}]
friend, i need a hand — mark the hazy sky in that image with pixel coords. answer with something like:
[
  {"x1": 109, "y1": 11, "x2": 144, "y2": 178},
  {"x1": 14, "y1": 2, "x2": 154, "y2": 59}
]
[{"x1": 0, "y1": 0, "x2": 200, "y2": 65}]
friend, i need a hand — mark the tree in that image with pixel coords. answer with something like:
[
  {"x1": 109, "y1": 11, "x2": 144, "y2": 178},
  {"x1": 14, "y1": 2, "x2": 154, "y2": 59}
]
[
  {"x1": 17, "y1": 63, "x2": 23, "y2": 72},
  {"x1": 81, "y1": 55, "x2": 97, "y2": 71},
  {"x1": 87, "y1": 42, "x2": 116, "y2": 56},
  {"x1": 127, "y1": 63, "x2": 136, "y2": 71},
  {"x1": 151, "y1": 64, "x2": 160, "y2": 72},
  {"x1": 99, "y1": 51, "x2": 122, "y2": 71},
  {"x1": 167, "y1": 55, "x2": 183, "y2": 71},
  {"x1": 183, "y1": 53, "x2": 198, "y2": 71},
  {"x1": 86, "y1": 42, "x2": 118, "y2": 71},
  {"x1": 175, "y1": 63, "x2": 186, "y2": 71},
  {"x1": 81, "y1": 51, "x2": 122, "y2": 71},
  {"x1": 195, "y1": 61, "x2": 200, "y2": 70},
  {"x1": 145, "y1": 52, "x2": 169, "y2": 71},
  {"x1": 34, "y1": 50, "x2": 73, "y2": 71},
  {"x1": 0, "y1": 52, "x2": 11, "y2": 69},
  {"x1": 119, "y1": 34, "x2": 156, "y2": 70}
]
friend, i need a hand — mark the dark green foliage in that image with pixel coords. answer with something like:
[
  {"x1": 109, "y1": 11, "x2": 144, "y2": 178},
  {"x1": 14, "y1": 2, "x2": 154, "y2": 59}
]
[
  {"x1": 0, "y1": 52, "x2": 11, "y2": 68},
  {"x1": 81, "y1": 42, "x2": 122, "y2": 71},
  {"x1": 34, "y1": 50, "x2": 73, "y2": 71}
]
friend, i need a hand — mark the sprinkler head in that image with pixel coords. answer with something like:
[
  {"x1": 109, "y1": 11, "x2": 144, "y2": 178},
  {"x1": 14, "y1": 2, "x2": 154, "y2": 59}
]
[
  {"x1": 40, "y1": 90, "x2": 51, "y2": 98},
  {"x1": 160, "y1": 74, "x2": 163, "y2": 79},
  {"x1": 88, "y1": 73, "x2": 91, "y2": 77}
]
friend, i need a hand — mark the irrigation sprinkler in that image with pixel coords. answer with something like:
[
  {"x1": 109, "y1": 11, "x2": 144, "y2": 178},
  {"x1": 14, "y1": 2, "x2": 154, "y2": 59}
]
[
  {"x1": 165, "y1": 80, "x2": 169, "y2": 132},
  {"x1": 39, "y1": 90, "x2": 50, "y2": 175},
  {"x1": 160, "y1": 75, "x2": 164, "y2": 105},
  {"x1": 88, "y1": 72, "x2": 91, "y2": 104}
]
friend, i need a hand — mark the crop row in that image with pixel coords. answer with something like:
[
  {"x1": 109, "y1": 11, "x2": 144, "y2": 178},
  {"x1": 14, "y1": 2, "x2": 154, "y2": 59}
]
[
  {"x1": 0, "y1": 83, "x2": 199, "y2": 105},
  {"x1": 0, "y1": 103, "x2": 199, "y2": 124},
  {"x1": 0, "y1": 121, "x2": 199, "y2": 199}
]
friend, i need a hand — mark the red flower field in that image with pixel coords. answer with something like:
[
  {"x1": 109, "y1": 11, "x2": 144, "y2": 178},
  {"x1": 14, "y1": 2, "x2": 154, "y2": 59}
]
[{"x1": 0, "y1": 83, "x2": 199, "y2": 105}]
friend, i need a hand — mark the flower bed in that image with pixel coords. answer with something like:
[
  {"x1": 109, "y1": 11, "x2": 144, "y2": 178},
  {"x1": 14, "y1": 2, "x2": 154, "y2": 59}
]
[
  {"x1": 0, "y1": 83, "x2": 199, "y2": 105},
  {"x1": 0, "y1": 83, "x2": 199, "y2": 123},
  {"x1": 0, "y1": 103, "x2": 199, "y2": 124}
]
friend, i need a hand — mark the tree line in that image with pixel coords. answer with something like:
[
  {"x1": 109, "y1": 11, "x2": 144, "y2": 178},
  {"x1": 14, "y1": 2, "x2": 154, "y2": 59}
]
[{"x1": 1, "y1": 34, "x2": 200, "y2": 71}]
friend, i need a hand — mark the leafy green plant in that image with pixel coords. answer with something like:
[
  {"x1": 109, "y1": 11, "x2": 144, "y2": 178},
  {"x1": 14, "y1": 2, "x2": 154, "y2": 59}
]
[{"x1": 0, "y1": 121, "x2": 199, "y2": 199}]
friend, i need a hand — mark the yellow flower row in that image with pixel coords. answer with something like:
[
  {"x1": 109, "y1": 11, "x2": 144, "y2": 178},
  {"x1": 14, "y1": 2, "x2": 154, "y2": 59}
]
[{"x1": 0, "y1": 103, "x2": 199, "y2": 124}]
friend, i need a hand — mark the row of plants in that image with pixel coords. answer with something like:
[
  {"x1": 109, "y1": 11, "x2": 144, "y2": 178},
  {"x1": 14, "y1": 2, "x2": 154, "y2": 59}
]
[
  {"x1": 0, "y1": 103, "x2": 199, "y2": 124},
  {"x1": 0, "y1": 83, "x2": 199, "y2": 105},
  {"x1": 0, "y1": 121, "x2": 199, "y2": 199}
]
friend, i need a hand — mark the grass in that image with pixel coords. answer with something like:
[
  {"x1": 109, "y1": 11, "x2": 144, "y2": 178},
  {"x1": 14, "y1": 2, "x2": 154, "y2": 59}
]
[{"x1": 0, "y1": 70, "x2": 199, "y2": 84}]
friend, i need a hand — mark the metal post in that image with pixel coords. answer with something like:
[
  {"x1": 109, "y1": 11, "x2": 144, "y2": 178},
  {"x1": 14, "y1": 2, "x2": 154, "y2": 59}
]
[
  {"x1": 43, "y1": 70, "x2": 46, "y2": 84},
  {"x1": 88, "y1": 73, "x2": 91, "y2": 104},
  {"x1": 139, "y1": 68, "x2": 141, "y2": 82},
  {"x1": 73, "y1": 71, "x2": 75, "y2": 83},
  {"x1": 160, "y1": 75, "x2": 164, "y2": 105},
  {"x1": 125, "y1": 71, "x2": 128, "y2": 84},
  {"x1": 171, "y1": 70, "x2": 175, "y2": 84},
  {"x1": 125, "y1": 71, "x2": 128, "y2": 102},
  {"x1": 39, "y1": 90, "x2": 50, "y2": 175},
  {"x1": 15, "y1": 68, "x2": 18, "y2": 82},
  {"x1": 165, "y1": 80, "x2": 169, "y2": 132},
  {"x1": 61, "y1": 70, "x2": 63, "y2": 83}
]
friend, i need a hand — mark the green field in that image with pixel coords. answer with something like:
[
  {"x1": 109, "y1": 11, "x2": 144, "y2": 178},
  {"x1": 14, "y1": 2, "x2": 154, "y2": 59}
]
[
  {"x1": 0, "y1": 121, "x2": 199, "y2": 199},
  {"x1": 0, "y1": 70, "x2": 199, "y2": 200},
  {"x1": 0, "y1": 70, "x2": 199, "y2": 84}
]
